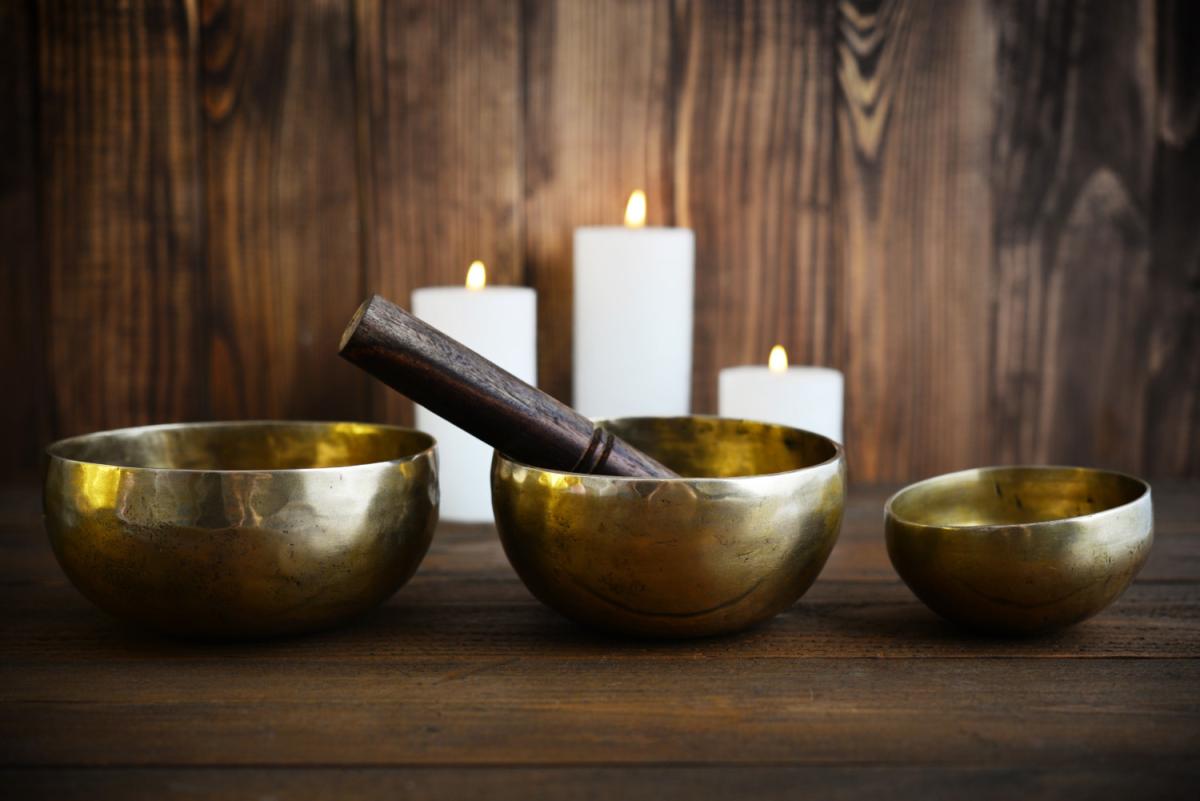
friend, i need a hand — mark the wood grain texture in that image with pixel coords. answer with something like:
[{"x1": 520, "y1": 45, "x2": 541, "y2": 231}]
[
  {"x1": 522, "y1": 0, "x2": 677, "y2": 404},
  {"x1": 679, "y1": 0, "x2": 840, "y2": 413},
  {"x1": 1, "y1": 482, "x2": 1198, "y2": 796},
  {"x1": 990, "y1": 0, "x2": 1159, "y2": 471},
  {"x1": 836, "y1": 0, "x2": 995, "y2": 481},
  {"x1": 201, "y1": 0, "x2": 369, "y2": 420},
  {"x1": 356, "y1": 0, "x2": 521, "y2": 424},
  {"x1": 4, "y1": 659, "x2": 1197, "y2": 766},
  {"x1": 6, "y1": 765, "x2": 1198, "y2": 801},
  {"x1": 5, "y1": 581, "x2": 1198, "y2": 662},
  {"x1": 36, "y1": 0, "x2": 207, "y2": 438},
  {"x1": 1147, "y1": 0, "x2": 1200, "y2": 476},
  {"x1": 5, "y1": 0, "x2": 1199, "y2": 484},
  {"x1": 0, "y1": 0, "x2": 47, "y2": 476}
]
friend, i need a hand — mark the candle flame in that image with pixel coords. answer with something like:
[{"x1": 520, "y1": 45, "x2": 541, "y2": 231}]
[
  {"x1": 465, "y1": 260, "x2": 487, "y2": 290},
  {"x1": 624, "y1": 190, "x2": 647, "y2": 228},
  {"x1": 768, "y1": 345, "x2": 789, "y2": 373}
]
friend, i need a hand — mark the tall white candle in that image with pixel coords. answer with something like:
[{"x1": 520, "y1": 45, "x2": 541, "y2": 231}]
[
  {"x1": 412, "y1": 261, "x2": 536, "y2": 522},
  {"x1": 573, "y1": 190, "x2": 695, "y2": 419},
  {"x1": 718, "y1": 346, "x2": 844, "y2": 443}
]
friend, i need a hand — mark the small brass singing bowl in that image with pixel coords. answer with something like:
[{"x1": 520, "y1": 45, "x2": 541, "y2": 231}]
[
  {"x1": 885, "y1": 466, "x2": 1153, "y2": 634},
  {"x1": 44, "y1": 421, "x2": 438, "y2": 639},
  {"x1": 491, "y1": 416, "x2": 845, "y2": 638}
]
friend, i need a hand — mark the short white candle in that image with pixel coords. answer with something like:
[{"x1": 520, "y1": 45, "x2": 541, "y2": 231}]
[
  {"x1": 718, "y1": 346, "x2": 844, "y2": 443},
  {"x1": 573, "y1": 190, "x2": 695, "y2": 419},
  {"x1": 412, "y1": 261, "x2": 536, "y2": 522}
]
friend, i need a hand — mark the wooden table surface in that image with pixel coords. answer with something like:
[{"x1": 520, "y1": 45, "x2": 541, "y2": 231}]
[{"x1": 2, "y1": 483, "x2": 1198, "y2": 799}]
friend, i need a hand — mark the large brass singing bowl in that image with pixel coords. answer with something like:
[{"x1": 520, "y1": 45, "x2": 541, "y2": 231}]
[
  {"x1": 491, "y1": 417, "x2": 845, "y2": 638},
  {"x1": 886, "y1": 466, "x2": 1153, "y2": 634},
  {"x1": 44, "y1": 421, "x2": 438, "y2": 639}
]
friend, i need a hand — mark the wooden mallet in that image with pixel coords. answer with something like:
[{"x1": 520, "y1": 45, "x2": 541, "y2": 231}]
[{"x1": 339, "y1": 295, "x2": 679, "y2": 479}]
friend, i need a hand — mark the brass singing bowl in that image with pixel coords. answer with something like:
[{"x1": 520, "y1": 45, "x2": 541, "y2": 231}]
[
  {"x1": 491, "y1": 416, "x2": 845, "y2": 638},
  {"x1": 885, "y1": 466, "x2": 1153, "y2": 634},
  {"x1": 44, "y1": 421, "x2": 438, "y2": 639}
]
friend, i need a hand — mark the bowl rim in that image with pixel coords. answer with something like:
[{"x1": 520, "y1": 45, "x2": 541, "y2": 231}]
[
  {"x1": 45, "y1": 420, "x2": 437, "y2": 475},
  {"x1": 493, "y1": 414, "x2": 845, "y2": 484},
  {"x1": 884, "y1": 464, "x2": 1152, "y2": 533}
]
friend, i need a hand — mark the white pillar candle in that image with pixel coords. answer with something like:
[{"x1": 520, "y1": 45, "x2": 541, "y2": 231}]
[
  {"x1": 718, "y1": 346, "x2": 844, "y2": 443},
  {"x1": 412, "y1": 261, "x2": 536, "y2": 522},
  {"x1": 573, "y1": 190, "x2": 695, "y2": 419}
]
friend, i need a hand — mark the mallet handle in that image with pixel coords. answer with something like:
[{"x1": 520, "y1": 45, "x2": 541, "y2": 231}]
[{"x1": 339, "y1": 295, "x2": 679, "y2": 479}]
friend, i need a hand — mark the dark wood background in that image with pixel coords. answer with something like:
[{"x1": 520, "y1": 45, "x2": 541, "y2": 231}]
[{"x1": 2, "y1": 0, "x2": 1197, "y2": 483}]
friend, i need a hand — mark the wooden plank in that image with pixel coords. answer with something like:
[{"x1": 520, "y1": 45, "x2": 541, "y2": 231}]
[
  {"x1": 835, "y1": 0, "x2": 995, "y2": 482},
  {"x1": 5, "y1": 487, "x2": 1199, "y2": 662},
  {"x1": 201, "y1": 0, "x2": 368, "y2": 420},
  {"x1": 0, "y1": 0, "x2": 47, "y2": 480},
  {"x1": 6, "y1": 764, "x2": 1198, "y2": 801},
  {"x1": 14, "y1": 0, "x2": 1198, "y2": 485},
  {"x1": 355, "y1": 0, "x2": 521, "y2": 425},
  {"x1": 989, "y1": 0, "x2": 1159, "y2": 473},
  {"x1": 522, "y1": 0, "x2": 677, "y2": 405},
  {"x1": 4, "y1": 479, "x2": 1198, "y2": 775},
  {"x1": 1146, "y1": 0, "x2": 1200, "y2": 476},
  {"x1": 678, "y1": 1, "x2": 839, "y2": 413},
  {"x1": 37, "y1": 0, "x2": 207, "y2": 438},
  {"x1": 2, "y1": 658, "x2": 1196, "y2": 766},
  {"x1": 2, "y1": 580, "x2": 1197, "y2": 662}
]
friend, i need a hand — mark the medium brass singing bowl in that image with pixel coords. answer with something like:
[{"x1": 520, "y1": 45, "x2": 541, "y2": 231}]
[
  {"x1": 491, "y1": 417, "x2": 845, "y2": 638},
  {"x1": 44, "y1": 421, "x2": 438, "y2": 639},
  {"x1": 886, "y1": 466, "x2": 1153, "y2": 634}
]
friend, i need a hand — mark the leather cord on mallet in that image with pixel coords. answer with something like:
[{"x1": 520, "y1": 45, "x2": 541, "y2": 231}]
[{"x1": 339, "y1": 295, "x2": 679, "y2": 479}]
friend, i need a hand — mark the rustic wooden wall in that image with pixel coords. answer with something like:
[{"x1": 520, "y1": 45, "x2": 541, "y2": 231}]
[{"x1": 3, "y1": 0, "x2": 1197, "y2": 482}]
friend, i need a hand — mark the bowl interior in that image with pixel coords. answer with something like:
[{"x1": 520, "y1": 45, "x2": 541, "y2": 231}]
[
  {"x1": 596, "y1": 417, "x2": 838, "y2": 478},
  {"x1": 888, "y1": 466, "x2": 1148, "y2": 528},
  {"x1": 47, "y1": 421, "x2": 433, "y2": 471}
]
